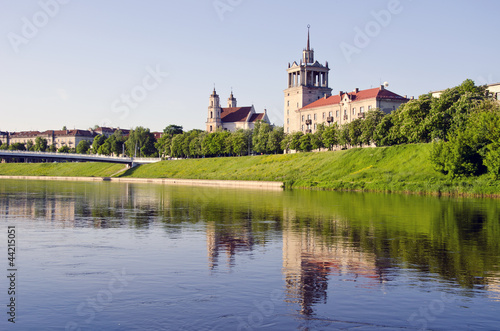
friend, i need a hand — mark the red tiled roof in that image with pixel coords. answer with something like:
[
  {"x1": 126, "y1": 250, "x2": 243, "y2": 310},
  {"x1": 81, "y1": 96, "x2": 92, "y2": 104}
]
[
  {"x1": 220, "y1": 107, "x2": 253, "y2": 122},
  {"x1": 301, "y1": 88, "x2": 407, "y2": 110},
  {"x1": 249, "y1": 113, "x2": 265, "y2": 122}
]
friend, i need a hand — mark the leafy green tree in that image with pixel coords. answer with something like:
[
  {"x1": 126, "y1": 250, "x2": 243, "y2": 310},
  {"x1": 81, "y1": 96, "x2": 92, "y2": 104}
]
[
  {"x1": 0, "y1": 143, "x2": 8, "y2": 150},
  {"x1": 361, "y1": 109, "x2": 385, "y2": 145},
  {"x1": 47, "y1": 144, "x2": 57, "y2": 152},
  {"x1": 252, "y1": 121, "x2": 272, "y2": 154},
  {"x1": 373, "y1": 114, "x2": 395, "y2": 146},
  {"x1": 8, "y1": 143, "x2": 26, "y2": 151},
  {"x1": 322, "y1": 123, "x2": 339, "y2": 150},
  {"x1": 338, "y1": 124, "x2": 350, "y2": 148},
  {"x1": 97, "y1": 141, "x2": 112, "y2": 155},
  {"x1": 268, "y1": 126, "x2": 284, "y2": 154},
  {"x1": 62, "y1": 126, "x2": 67, "y2": 130},
  {"x1": 289, "y1": 131, "x2": 304, "y2": 151},
  {"x1": 232, "y1": 129, "x2": 250, "y2": 156},
  {"x1": 312, "y1": 124, "x2": 325, "y2": 150},
  {"x1": 398, "y1": 96, "x2": 432, "y2": 143},
  {"x1": 92, "y1": 135, "x2": 106, "y2": 154},
  {"x1": 280, "y1": 134, "x2": 292, "y2": 153},
  {"x1": 125, "y1": 127, "x2": 157, "y2": 157},
  {"x1": 171, "y1": 134, "x2": 185, "y2": 157},
  {"x1": 299, "y1": 133, "x2": 313, "y2": 152},
  {"x1": 108, "y1": 130, "x2": 126, "y2": 156},
  {"x1": 155, "y1": 135, "x2": 172, "y2": 157},
  {"x1": 163, "y1": 125, "x2": 183, "y2": 136},
  {"x1": 76, "y1": 140, "x2": 90, "y2": 154},
  {"x1": 58, "y1": 145, "x2": 70, "y2": 153},
  {"x1": 26, "y1": 140, "x2": 34, "y2": 151},
  {"x1": 34, "y1": 137, "x2": 48, "y2": 152}
]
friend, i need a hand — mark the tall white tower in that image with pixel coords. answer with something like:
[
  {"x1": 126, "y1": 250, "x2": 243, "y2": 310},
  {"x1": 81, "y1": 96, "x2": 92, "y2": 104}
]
[
  {"x1": 284, "y1": 26, "x2": 332, "y2": 133},
  {"x1": 206, "y1": 88, "x2": 222, "y2": 132}
]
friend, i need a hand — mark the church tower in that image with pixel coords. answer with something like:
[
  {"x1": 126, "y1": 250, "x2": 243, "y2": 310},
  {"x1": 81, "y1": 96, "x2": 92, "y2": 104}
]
[
  {"x1": 284, "y1": 26, "x2": 332, "y2": 133},
  {"x1": 206, "y1": 88, "x2": 222, "y2": 132},
  {"x1": 227, "y1": 91, "x2": 237, "y2": 108}
]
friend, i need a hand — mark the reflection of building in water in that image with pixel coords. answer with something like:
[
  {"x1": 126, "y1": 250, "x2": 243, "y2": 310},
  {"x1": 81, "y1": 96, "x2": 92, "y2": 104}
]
[
  {"x1": 282, "y1": 217, "x2": 385, "y2": 316},
  {"x1": 206, "y1": 222, "x2": 255, "y2": 270},
  {"x1": 0, "y1": 196, "x2": 76, "y2": 225}
]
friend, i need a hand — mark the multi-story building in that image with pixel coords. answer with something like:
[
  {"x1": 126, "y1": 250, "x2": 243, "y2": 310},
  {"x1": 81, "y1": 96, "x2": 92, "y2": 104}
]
[
  {"x1": 285, "y1": 27, "x2": 408, "y2": 134},
  {"x1": 205, "y1": 89, "x2": 270, "y2": 132}
]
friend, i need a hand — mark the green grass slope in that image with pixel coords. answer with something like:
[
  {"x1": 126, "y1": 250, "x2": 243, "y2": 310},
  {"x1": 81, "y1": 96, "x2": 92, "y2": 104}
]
[
  {"x1": 0, "y1": 162, "x2": 125, "y2": 177},
  {"x1": 120, "y1": 144, "x2": 500, "y2": 196}
]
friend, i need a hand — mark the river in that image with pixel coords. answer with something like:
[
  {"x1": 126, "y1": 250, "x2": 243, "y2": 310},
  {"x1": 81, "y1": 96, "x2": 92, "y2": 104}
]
[{"x1": 1, "y1": 179, "x2": 499, "y2": 330}]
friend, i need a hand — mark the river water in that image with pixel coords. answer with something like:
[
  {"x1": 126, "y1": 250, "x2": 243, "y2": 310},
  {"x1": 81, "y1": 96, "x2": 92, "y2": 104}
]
[{"x1": 1, "y1": 179, "x2": 500, "y2": 330}]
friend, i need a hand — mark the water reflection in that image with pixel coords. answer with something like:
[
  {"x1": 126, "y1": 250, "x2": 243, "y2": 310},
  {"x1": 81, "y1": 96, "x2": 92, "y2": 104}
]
[{"x1": 1, "y1": 179, "x2": 500, "y2": 318}]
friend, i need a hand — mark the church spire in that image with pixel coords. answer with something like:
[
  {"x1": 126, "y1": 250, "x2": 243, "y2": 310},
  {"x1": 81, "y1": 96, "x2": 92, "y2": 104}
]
[
  {"x1": 307, "y1": 24, "x2": 310, "y2": 51},
  {"x1": 302, "y1": 25, "x2": 314, "y2": 64}
]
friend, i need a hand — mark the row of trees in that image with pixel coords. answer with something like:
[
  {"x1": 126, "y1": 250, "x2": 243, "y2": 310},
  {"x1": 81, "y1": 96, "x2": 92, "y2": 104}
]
[{"x1": 155, "y1": 122, "x2": 285, "y2": 158}]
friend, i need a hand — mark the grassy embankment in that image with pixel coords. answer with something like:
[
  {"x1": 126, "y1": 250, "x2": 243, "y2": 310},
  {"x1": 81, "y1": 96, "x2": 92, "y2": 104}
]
[
  {"x1": 119, "y1": 143, "x2": 500, "y2": 196},
  {"x1": 1, "y1": 144, "x2": 499, "y2": 196},
  {"x1": 0, "y1": 162, "x2": 124, "y2": 177}
]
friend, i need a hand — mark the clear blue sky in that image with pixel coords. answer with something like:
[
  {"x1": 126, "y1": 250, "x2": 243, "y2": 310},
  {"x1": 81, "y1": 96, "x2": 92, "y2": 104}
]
[{"x1": 1, "y1": 0, "x2": 499, "y2": 133}]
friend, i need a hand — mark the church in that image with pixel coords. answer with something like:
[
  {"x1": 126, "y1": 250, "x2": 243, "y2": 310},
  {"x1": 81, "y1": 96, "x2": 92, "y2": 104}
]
[
  {"x1": 205, "y1": 89, "x2": 270, "y2": 132},
  {"x1": 284, "y1": 27, "x2": 409, "y2": 134}
]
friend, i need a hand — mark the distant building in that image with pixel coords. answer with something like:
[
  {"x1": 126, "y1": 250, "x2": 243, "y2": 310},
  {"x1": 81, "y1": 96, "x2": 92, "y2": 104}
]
[
  {"x1": 8, "y1": 130, "x2": 95, "y2": 149},
  {"x1": 284, "y1": 27, "x2": 409, "y2": 134},
  {"x1": 205, "y1": 89, "x2": 270, "y2": 132},
  {"x1": 431, "y1": 82, "x2": 500, "y2": 101}
]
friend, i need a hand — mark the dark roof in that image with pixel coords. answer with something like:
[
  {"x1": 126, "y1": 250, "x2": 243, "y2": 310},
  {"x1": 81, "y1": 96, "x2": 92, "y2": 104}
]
[
  {"x1": 249, "y1": 113, "x2": 265, "y2": 122},
  {"x1": 220, "y1": 107, "x2": 253, "y2": 122}
]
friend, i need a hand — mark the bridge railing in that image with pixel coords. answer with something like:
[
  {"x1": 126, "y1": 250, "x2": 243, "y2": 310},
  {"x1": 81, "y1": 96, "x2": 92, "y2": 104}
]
[{"x1": 0, "y1": 150, "x2": 162, "y2": 163}]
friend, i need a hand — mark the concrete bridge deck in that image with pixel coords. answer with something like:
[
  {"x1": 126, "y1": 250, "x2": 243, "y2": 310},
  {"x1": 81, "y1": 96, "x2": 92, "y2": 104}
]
[{"x1": 0, "y1": 150, "x2": 161, "y2": 166}]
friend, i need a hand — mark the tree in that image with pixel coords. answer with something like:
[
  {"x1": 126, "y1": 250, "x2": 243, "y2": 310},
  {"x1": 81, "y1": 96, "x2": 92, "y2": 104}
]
[
  {"x1": 26, "y1": 140, "x2": 34, "y2": 151},
  {"x1": 62, "y1": 126, "x2": 67, "y2": 130},
  {"x1": 299, "y1": 133, "x2": 313, "y2": 152},
  {"x1": 47, "y1": 144, "x2": 57, "y2": 152},
  {"x1": 58, "y1": 145, "x2": 70, "y2": 153},
  {"x1": 76, "y1": 140, "x2": 90, "y2": 154},
  {"x1": 373, "y1": 114, "x2": 395, "y2": 146},
  {"x1": 125, "y1": 127, "x2": 157, "y2": 157},
  {"x1": 289, "y1": 131, "x2": 304, "y2": 151},
  {"x1": 92, "y1": 135, "x2": 106, "y2": 154},
  {"x1": 322, "y1": 123, "x2": 339, "y2": 150},
  {"x1": 280, "y1": 134, "x2": 292, "y2": 154},
  {"x1": 232, "y1": 129, "x2": 250, "y2": 156},
  {"x1": 268, "y1": 127, "x2": 284, "y2": 154},
  {"x1": 398, "y1": 96, "x2": 432, "y2": 143},
  {"x1": 338, "y1": 124, "x2": 350, "y2": 148},
  {"x1": 155, "y1": 135, "x2": 172, "y2": 157},
  {"x1": 8, "y1": 143, "x2": 26, "y2": 151},
  {"x1": 107, "y1": 130, "x2": 126, "y2": 156},
  {"x1": 163, "y1": 125, "x2": 183, "y2": 136},
  {"x1": 361, "y1": 109, "x2": 385, "y2": 145},
  {"x1": 252, "y1": 121, "x2": 272, "y2": 154},
  {"x1": 0, "y1": 143, "x2": 8, "y2": 150},
  {"x1": 312, "y1": 124, "x2": 325, "y2": 150},
  {"x1": 34, "y1": 137, "x2": 48, "y2": 152}
]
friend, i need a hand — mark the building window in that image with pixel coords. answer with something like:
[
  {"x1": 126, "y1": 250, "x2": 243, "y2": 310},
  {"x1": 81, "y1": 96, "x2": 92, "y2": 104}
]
[
  {"x1": 393, "y1": 105, "x2": 396, "y2": 110},
  {"x1": 287, "y1": 101, "x2": 290, "y2": 106},
  {"x1": 334, "y1": 110, "x2": 338, "y2": 117},
  {"x1": 322, "y1": 112, "x2": 325, "y2": 119},
  {"x1": 210, "y1": 125, "x2": 212, "y2": 132},
  {"x1": 307, "y1": 114, "x2": 311, "y2": 120},
  {"x1": 287, "y1": 109, "x2": 289, "y2": 115},
  {"x1": 360, "y1": 106, "x2": 364, "y2": 113},
  {"x1": 352, "y1": 108, "x2": 355, "y2": 115},
  {"x1": 344, "y1": 109, "x2": 347, "y2": 116},
  {"x1": 301, "y1": 125, "x2": 304, "y2": 131},
  {"x1": 368, "y1": 105, "x2": 372, "y2": 111},
  {"x1": 314, "y1": 123, "x2": 317, "y2": 130},
  {"x1": 287, "y1": 118, "x2": 289, "y2": 124},
  {"x1": 287, "y1": 127, "x2": 289, "y2": 133},
  {"x1": 314, "y1": 113, "x2": 317, "y2": 120},
  {"x1": 297, "y1": 103, "x2": 299, "y2": 108},
  {"x1": 302, "y1": 115, "x2": 304, "y2": 122},
  {"x1": 210, "y1": 111, "x2": 213, "y2": 119}
]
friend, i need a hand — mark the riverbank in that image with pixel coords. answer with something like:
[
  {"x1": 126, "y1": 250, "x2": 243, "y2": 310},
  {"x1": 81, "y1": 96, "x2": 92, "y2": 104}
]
[{"x1": 1, "y1": 144, "x2": 499, "y2": 196}]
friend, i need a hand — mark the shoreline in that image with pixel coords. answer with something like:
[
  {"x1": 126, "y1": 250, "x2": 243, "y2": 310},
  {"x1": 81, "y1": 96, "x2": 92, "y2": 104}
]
[{"x1": 0, "y1": 175, "x2": 284, "y2": 190}]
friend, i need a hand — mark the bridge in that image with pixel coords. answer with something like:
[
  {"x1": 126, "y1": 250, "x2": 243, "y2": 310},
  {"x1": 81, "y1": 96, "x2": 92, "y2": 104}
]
[{"x1": 0, "y1": 150, "x2": 162, "y2": 167}]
